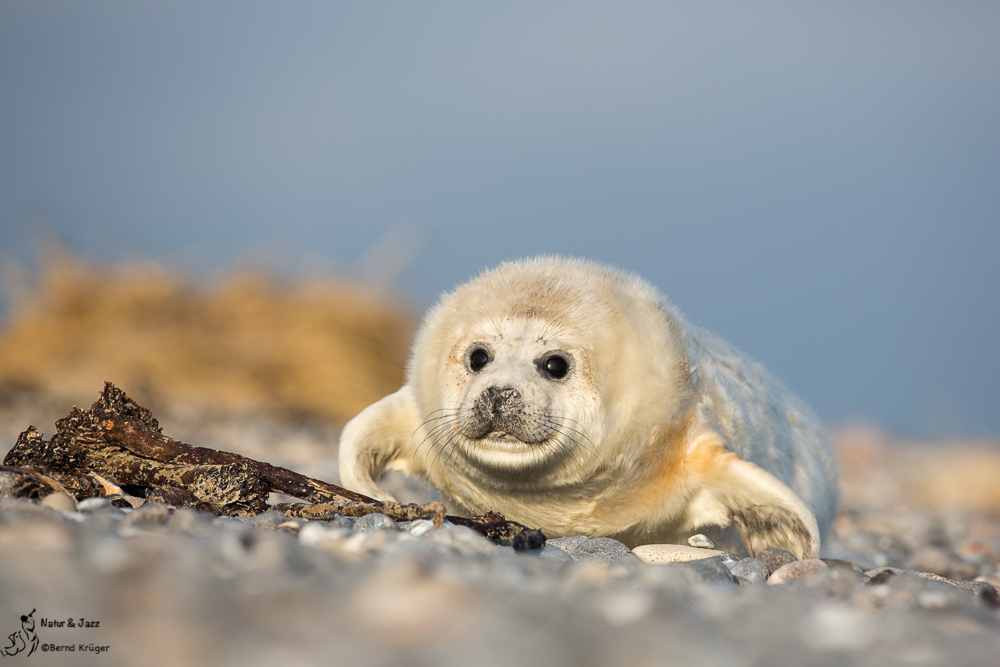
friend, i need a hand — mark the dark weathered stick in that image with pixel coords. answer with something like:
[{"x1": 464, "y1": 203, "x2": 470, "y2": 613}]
[
  {"x1": 274, "y1": 500, "x2": 447, "y2": 525},
  {"x1": 3, "y1": 382, "x2": 546, "y2": 547},
  {"x1": 448, "y1": 511, "x2": 547, "y2": 550},
  {"x1": 98, "y1": 415, "x2": 372, "y2": 504}
]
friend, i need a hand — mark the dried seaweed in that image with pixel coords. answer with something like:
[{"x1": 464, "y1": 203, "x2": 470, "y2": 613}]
[{"x1": 2, "y1": 382, "x2": 545, "y2": 549}]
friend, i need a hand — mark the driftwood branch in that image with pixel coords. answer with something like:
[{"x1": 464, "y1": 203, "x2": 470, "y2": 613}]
[{"x1": 2, "y1": 382, "x2": 545, "y2": 549}]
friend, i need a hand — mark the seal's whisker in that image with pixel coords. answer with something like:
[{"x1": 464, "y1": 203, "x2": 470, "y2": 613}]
[
  {"x1": 548, "y1": 426, "x2": 589, "y2": 474},
  {"x1": 542, "y1": 412, "x2": 597, "y2": 457},
  {"x1": 414, "y1": 417, "x2": 462, "y2": 460},
  {"x1": 432, "y1": 429, "x2": 466, "y2": 471}
]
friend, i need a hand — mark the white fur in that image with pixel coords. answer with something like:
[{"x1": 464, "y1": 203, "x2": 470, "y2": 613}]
[{"x1": 338, "y1": 256, "x2": 839, "y2": 557}]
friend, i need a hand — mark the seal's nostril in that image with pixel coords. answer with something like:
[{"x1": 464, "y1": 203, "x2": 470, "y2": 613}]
[
  {"x1": 481, "y1": 386, "x2": 520, "y2": 412},
  {"x1": 499, "y1": 387, "x2": 521, "y2": 402}
]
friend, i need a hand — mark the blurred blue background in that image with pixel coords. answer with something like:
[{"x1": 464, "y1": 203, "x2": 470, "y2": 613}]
[{"x1": 1, "y1": 2, "x2": 998, "y2": 436}]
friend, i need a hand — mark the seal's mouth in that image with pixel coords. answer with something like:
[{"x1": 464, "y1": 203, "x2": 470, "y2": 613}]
[
  {"x1": 452, "y1": 430, "x2": 563, "y2": 477},
  {"x1": 469, "y1": 430, "x2": 536, "y2": 449},
  {"x1": 483, "y1": 430, "x2": 518, "y2": 442}
]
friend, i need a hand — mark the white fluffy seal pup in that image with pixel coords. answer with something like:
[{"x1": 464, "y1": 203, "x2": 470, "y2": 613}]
[{"x1": 339, "y1": 257, "x2": 838, "y2": 558}]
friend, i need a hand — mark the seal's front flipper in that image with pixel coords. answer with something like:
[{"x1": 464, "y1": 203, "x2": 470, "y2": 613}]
[
  {"x1": 684, "y1": 433, "x2": 821, "y2": 559},
  {"x1": 338, "y1": 385, "x2": 421, "y2": 502}
]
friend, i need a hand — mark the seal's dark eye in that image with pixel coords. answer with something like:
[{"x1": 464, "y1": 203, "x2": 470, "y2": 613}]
[
  {"x1": 468, "y1": 347, "x2": 491, "y2": 372},
  {"x1": 542, "y1": 355, "x2": 569, "y2": 379}
]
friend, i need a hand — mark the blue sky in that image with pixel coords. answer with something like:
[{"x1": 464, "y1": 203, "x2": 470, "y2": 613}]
[{"x1": 2, "y1": 2, "x2": 998, "y2": 435}]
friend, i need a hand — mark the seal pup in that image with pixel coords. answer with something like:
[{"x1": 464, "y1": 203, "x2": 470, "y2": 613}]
[{"x1": 339, "y1": 256, "x2": 838, "y2": 558}]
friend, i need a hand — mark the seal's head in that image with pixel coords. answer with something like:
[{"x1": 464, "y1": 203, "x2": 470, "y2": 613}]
[
  {"x1": 408, "y1": 257, "x2": 690, "y2": 491},
  {"x1": 339, "y1": 256, "x2": 837, "y2": 557}
]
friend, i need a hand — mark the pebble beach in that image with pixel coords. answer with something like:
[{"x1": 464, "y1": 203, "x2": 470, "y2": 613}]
[{"x1": 1, "y1": 405, "x2": 998, "y2": 667}]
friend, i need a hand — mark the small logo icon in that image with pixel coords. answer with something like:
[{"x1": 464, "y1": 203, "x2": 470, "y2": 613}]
[{"x1": 2, "y1": 609, "x2": 38, "y2": 657}]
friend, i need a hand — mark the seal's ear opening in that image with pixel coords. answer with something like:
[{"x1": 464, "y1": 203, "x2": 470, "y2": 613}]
[
  {"x1": 684, "y1": 433, "x2": 821, "y2": 559},
  {"x1": 338, "y1": 385, "x2": 421, "y2": 502}
]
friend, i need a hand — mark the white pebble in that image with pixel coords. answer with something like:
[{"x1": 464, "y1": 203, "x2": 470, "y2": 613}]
[
  {"x1": 687, "y1": 534, "x2": 716, "y2": 549},
  {"x1": 632, "y1": 544, "x2": 729, "y2": 564}
]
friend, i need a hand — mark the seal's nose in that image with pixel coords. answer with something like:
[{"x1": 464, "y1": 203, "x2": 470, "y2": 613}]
[{"x1": 481, "y1": 386, "x2": 521, "y2": 415}]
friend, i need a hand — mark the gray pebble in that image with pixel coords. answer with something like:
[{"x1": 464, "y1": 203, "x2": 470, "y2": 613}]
[
  {"x1": 728, "y1": 557, "x2": 769, "y2": 584},
  {"x1": 906, "y1": 544, "x2": 979, "y2": 581},
  {"x1": 715, "y1": 551, "x2": 738, "y2": 566},
  {"x1": 168, "y1": 507, "x2": 217, "y2": 535},
  {"x1": 757, "y1": 547, "x2": 798, "y2": 575},
  {"x1": 122, "y1": 502, "x2": 171, "y2": 526},
  {"x1": 242, "y1": 509, "x2": 289, "y2": 529},
  {"x1": 327, "y1": 515, "x2": 355, "y2": 529},
  {"x1": 822, "y1": 558, "x2": 866, "y2": 577},
  {"x1": 785, "y1": 567, "x2": 865, "y2": 598},
  {"x1": 75, "y1": 497, "x2": 127, "y2": 518},
  {"x1": 865, "y1": 568, "x2": 974, "y2": 610},
  {"x1": 76, "y1": 497, "x2": 112, "y2": 513},
  {"x1": 571, "y1": 537, "x2": 630, "y2": 563},
  {"x1": 532, "y1": 546, "x2": 575, "y2": 563},
  {"x1": 427, "y1": 525, "x2": 499, "y2": 557},
  {"x1": 670, "y1": 555, "x2": 740, "y2": 585},
  {"x1": 545, "y1": 536, "x2": 589, "y2": 554},
  {"x1": 609, "y1": 551, "x2": 644, "y2": 574},
  {"x1": 909, "y1": 569, "x2": 999, "y2": 602},
  {"x1": 398, "y1": 519, "x2": 436, "y2": 536},
  {"x1": 353, "y1": 513, "x2": 399, "y2": 532}
]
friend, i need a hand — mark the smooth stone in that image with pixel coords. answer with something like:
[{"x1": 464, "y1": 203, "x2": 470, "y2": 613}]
[
  {"x1": 243, "y1": 509, "x2": 289, "y2": 529},
  {"x1": 820, "y1": 545, "x2": 879, "y2": 572},
  {"x1": 687, "y1": 533, "x2": 715, "y2": 549},
  {"x1": 822, "y1": 558, "x2": 866, "y2": 577},
  {"x1": 867, "y1": 566, "x2": 985, "y2": 595},
  {"x1": 955, "y1": 540, "x2": 994, "y2": 566},
  {"x1": 41, "y1": 493, "x2": 77, "y2": 512},
  {"x1": 670, "y1": 555, "x2": 740, "y2": 584},
  {"x1": 767, "y1": 558, "x2": 828, "y2": 584},
  {"x1": 632, "y1": 544, "x2": 730, "y2": 564},
  {"x1": 757, "y1": 547, "x2": 798, "y2": 575},
  {"x1": 864, "y1": 568, "x2": 972, "y2": 610},
  {"x1": 276, "y1": 521, "x2": 301, "y2": 535},
  {"x1": 784, "y1": 568, "x2": 866, "y2": 598},
  {"x1": 76, "y1": 497, "x2": 112, "y2": 513},
  {"x1": 426, "y1": 525, "x2": 499, "y2": 557},
  {"x1": 168, "y1": 507, "x2": 217, "y2": 536},
  {"x1": 571, "y1": 537, "x2": 630, "y2": 563},
  {"x1": 728, "y1": 557, "x2": 769, "y2": 584},
  {"x1": 912, "y1": 569, "x2": 999, "y2": 600},
  {"x1": 906, "y1": 544, "x2": 979, "y2": 581},
  {"x1": 299, "y1": 522, "x2": 352, "y2": 549},
  {"x1": 75, "y1": 497, "x2": 127, "y2": 518},
  {"x1": 545, "y1": 536, "x2": 589, "y2": 554},
  {"x1": 353, "y1": 513, "x2": 399, "y2": 532},
  {"x1": 533, "y1": 546, "x2": 574, "y2": 563},
  {"x1": 398, "y1": 519, "x2": 436, "y2": 537},
  {"x1": 609, "y1": 551, "x2": 644, "y2": 574},
  {"x1": 326, "y1": 515, "x2": 356, "y2": 529},
  {"x1": 121, "y1": 502, "x2": 171, "y2": 526}
]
